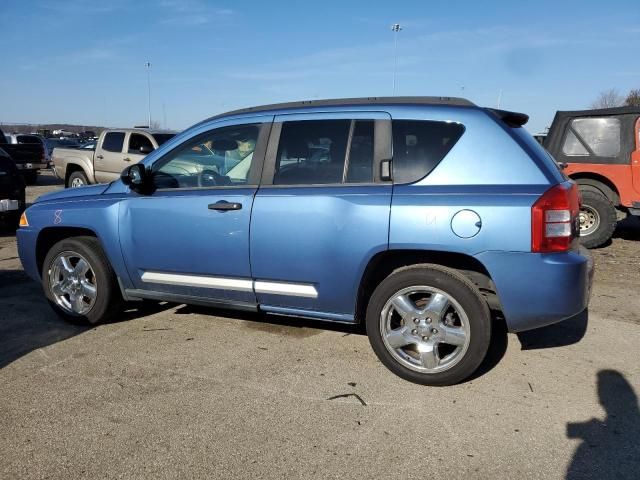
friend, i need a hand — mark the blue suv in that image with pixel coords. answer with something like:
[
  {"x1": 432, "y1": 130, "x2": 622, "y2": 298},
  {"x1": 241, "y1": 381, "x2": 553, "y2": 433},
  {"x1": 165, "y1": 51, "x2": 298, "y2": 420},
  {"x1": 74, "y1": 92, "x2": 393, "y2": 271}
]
[{"x1": 16, "y1": 97, "x2": 593, "y2": 385}]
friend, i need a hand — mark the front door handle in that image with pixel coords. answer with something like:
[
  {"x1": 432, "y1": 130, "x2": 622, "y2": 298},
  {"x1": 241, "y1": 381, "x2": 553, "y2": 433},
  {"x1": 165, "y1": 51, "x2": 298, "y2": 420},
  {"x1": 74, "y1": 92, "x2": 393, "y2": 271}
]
[
  {"x1": 208, "y1": 201, "x2": 242, "y2": 211},
  {"x1": 96, "y1": 154, "x2": 104, "y2": 160},
  {"x1": 123, "y1": 157, "x2": 131, "y2": 162}
]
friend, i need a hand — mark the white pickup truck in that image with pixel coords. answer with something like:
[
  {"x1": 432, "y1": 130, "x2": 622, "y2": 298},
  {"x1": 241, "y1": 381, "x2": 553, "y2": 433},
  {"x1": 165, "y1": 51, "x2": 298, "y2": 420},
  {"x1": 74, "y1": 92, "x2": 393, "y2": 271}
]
[{"x1": 52, "y1": 128, "x2": 175, "y2": 187}]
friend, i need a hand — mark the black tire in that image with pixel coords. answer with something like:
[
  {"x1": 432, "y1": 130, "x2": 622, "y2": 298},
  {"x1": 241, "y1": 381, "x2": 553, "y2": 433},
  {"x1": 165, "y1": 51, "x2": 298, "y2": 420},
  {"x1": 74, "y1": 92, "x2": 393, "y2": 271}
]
[
  {"x1": 579, "y1": 189, "x2": 617, "y2": 248},
  {"x1": 23, "y1": 171, "x2": 38, "y2": 185},
  {"x1": 366, "y1": 264, "x2": 491, "y2": 386},
  {"x1": 42, "y1": 236, "x2": 123, "y2": 324},
  {"x1": 67, "y1": 170, "x2": 89, "y2": 188}
]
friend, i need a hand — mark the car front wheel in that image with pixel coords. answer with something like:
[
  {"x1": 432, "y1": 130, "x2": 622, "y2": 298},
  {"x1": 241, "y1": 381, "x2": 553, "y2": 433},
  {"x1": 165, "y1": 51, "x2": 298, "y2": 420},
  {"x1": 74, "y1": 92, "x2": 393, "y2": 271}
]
[
  {"x1": 366, "y1": 264, "x2": 491, "y2": 386},
  {"x1": 43, "y1": 236, "x2": 122, "y2": 324}
]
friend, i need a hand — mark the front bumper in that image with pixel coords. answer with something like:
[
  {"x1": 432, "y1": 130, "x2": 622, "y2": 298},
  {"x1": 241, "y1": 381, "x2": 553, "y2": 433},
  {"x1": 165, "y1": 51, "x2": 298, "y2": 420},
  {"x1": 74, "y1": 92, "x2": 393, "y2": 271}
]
[{"x1": 476, "y1": 246, "x2": 594, "y2": 332}]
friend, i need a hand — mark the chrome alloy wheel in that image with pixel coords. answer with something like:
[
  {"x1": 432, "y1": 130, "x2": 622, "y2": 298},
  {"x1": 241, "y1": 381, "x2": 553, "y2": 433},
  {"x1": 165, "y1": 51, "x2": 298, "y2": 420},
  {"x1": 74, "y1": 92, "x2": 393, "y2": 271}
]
[
  {"x1": 579, "y1": 205, "x2": 600, "y2": 236},
  {"x1": 70, "y1": 177, "x2": 85, "y2": 188},
  {"x1": 48, "y1": 252, "x2": 97, "y2": 315},
  {"x1": 380, "y1": 286, "x2": 471, "y2": 374}
]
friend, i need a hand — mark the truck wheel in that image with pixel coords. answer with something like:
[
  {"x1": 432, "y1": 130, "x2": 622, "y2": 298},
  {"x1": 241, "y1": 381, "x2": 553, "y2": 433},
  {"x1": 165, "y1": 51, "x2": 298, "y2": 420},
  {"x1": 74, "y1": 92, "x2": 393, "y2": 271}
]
[
  {"x1": 67, "y1": 171, "x2": 88, "y2": 188},
  {"x1": 23, "y1": 172, "x2": 38, "y2": 185},
  {"x1": 579, "y1": 189, "x2": 617, "y2": 248},
  {"x1": 42, "y1": 236, "x2": 123, "y2": 324},
  {"x1": 366, "y1": 264, "x2": 491, "y2": 386}
]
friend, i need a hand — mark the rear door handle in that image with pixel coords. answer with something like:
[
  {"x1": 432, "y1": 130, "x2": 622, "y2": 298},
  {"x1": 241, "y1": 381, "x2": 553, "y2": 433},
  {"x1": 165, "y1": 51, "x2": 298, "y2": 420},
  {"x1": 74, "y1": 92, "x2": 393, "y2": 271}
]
[{"x1": 208, "y1": 201, "x2": 242, "y2": 211}]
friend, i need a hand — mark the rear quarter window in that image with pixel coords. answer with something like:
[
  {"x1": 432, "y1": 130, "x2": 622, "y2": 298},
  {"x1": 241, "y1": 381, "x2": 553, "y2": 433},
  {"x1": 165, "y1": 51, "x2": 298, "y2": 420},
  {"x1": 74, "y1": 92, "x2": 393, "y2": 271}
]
[{"x1": 392, "y1": 120, "x2": 464, "y2": 184}]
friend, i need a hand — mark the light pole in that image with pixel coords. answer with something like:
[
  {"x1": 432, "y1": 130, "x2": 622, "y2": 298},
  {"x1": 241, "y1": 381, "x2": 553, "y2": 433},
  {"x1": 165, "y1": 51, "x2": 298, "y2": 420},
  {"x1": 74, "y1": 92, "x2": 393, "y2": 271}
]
[
  {"x1": 145, "y1": 62, "x2": 152, "y2": 128},
  {"x1": 391, "y1": 23, "x2": 402, "y2": 95}
]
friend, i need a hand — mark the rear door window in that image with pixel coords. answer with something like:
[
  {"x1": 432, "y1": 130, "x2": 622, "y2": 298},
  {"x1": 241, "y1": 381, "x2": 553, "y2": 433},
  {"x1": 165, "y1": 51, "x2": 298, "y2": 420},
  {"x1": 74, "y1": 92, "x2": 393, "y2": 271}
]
[
  {"x1": 128, "y1": 133, "x2": 154, "y2": 154},
  {"x1": 392, "y1": 120, "x2": 465, "y2": 184},
  {"x1": 16, "y1": 135, "x2": 41, "y2": 144},
  {"x1": 562, "y1": 117, "x2": 621, "y2": 157},
  {"x1": 102, "y1": 132, "x2": 125, "y2": 153}
]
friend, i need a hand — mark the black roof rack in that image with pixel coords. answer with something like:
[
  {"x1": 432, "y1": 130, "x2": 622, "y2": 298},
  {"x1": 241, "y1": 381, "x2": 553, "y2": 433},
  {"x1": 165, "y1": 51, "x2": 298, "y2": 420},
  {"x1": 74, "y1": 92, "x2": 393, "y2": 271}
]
[
  {"x1": 552, "y1": 105, "x2": 640, "y2": 118},
  {"x1": 200, "y1": 96, "x2": 476, "y2": 123}
]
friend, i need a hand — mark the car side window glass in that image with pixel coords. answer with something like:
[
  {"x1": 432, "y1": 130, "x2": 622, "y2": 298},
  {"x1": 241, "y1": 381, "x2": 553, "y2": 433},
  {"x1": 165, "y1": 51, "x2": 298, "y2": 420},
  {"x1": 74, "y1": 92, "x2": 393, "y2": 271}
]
[
  {"x1": 346, "y1": 120, "x2": 375, "y2": 183},
  {"x1": 274, "y1": 120, "x2": 351, "y2": 185},
  {"x1": 562, "y1": 117, "x2": 621, "y2": 157},
  {"x1": 102, "y1": 132, "x2": 125, "y2": 153},
  {"x1": 153, "y1": 124, "x2": 260, "y2": 189},
  {"x1": 128, "y1": 134, "x2": 154, "y2": 154},
  {"x1": 392, "y1": 120, "x2": 465, "y2": 184}
]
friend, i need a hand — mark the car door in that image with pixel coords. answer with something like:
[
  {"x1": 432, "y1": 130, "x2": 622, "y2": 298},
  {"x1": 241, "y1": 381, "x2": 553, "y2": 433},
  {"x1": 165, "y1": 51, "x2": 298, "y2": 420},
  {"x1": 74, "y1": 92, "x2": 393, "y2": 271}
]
[
  {"x1": 118, "y1": 116, "x2": 272, "y2": 306},
  {"x1": 249, "y1": 111, "x2": 393, "y2": 321},
  {"x1": 94, "y1": 131, "x2": 126, "y2": 183}
]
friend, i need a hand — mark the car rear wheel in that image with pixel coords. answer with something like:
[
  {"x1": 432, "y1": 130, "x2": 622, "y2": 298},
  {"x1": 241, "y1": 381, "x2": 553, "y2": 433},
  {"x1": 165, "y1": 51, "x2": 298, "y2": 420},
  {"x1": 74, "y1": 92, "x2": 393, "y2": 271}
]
[
  {"x1": 43, "y1": 236, "x2": 122, "y2": 324},
  {"x1": 578, "y1": 189, "x2": 616, "y2": 248},
  {"x1": 68, "y1": 171, "x2": 88, "y2": 188},
  {"x1": 366, "y1": 264, "x2": 491, "y2": 386}
]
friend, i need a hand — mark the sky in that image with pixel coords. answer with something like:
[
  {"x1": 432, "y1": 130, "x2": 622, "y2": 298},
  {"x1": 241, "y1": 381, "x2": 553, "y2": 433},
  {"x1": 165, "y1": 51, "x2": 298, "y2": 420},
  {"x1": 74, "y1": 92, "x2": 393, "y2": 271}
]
[{"x1": 0, "y1": 0, "x2": 638, "y2": 134}]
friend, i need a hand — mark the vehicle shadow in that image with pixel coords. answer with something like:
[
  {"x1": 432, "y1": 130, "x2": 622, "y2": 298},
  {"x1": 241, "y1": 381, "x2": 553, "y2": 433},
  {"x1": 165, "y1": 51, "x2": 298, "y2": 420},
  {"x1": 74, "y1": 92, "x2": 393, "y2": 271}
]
[
  {"x1": 566, "y1": 370, "x2": 639, "y2": 479},
  {"x1": 613, "y1": 214, "x2": 640, "y2": 241},
  {"x1": 0, "y1": 275, "x2": 175, "y2": 369},
  {"x1": 173, "y1": 304, "x2": 367, "y2": 336},
  {"x1": 517, "y1": 309, "x2": 588, "y2": 350}
]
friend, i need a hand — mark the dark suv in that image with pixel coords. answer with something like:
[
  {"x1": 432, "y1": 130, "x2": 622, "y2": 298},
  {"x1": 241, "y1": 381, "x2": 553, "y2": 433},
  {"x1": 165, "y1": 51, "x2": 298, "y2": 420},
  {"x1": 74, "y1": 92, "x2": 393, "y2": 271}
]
[{"x1": 0, "y1": 147, "x2": 26, "y2": 231}]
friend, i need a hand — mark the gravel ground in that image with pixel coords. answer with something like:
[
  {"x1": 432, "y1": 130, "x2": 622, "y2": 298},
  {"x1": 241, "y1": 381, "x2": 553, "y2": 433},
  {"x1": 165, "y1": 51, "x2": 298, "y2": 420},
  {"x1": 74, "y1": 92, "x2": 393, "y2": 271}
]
[{"x1": 1, "y1": 171, "x2": 638, "y2": 479}]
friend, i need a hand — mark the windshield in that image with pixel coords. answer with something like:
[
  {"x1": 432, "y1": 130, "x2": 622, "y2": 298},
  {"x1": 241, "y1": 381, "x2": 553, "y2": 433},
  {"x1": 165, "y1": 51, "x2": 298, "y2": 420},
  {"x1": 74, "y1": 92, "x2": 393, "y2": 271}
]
[{"x1": 152, "y1": 134, "x2": 175, "y2": 146}]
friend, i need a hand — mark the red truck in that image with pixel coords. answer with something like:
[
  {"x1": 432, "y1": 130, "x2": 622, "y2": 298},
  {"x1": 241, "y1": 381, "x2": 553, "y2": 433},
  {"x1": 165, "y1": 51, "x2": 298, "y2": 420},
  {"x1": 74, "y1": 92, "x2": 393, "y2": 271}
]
[{"x1": 543, "y1": 106, "x2": 640, "y2": 247}]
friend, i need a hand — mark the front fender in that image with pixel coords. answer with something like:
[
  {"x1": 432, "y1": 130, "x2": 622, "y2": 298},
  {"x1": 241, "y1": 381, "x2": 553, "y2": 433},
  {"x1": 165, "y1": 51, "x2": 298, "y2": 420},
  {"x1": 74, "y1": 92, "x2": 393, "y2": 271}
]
[{"x1": 17, "y1": 197, "x2": 132, "y2": 289}]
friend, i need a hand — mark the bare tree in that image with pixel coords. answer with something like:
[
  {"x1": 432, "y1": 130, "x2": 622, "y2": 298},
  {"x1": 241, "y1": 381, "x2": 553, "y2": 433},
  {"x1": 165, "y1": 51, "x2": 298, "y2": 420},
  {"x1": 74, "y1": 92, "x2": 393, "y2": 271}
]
[
  {"x1": 591, "y1": 89, "x2": 624, "y2": 109},
  {"x1": 625, "y1": 89, "x2": 640, "y2": 107}
]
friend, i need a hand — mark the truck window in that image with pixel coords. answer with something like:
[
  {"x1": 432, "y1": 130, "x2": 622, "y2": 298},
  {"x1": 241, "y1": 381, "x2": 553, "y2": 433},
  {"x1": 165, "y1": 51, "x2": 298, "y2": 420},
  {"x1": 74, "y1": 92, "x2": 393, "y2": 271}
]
[
  {"x1": 152, "y1": 133, "x2": 175, "y2": 146},
  {"x1": 562, "y1": 117, "x2": 621, "y2": 157},
  {"x1": 102, "y1": 132, "x2": 125, "y2": 153},
  {"x1": 128, "y1": 134, "x2": 154, "y2": 154},
  {"x1": 16, "y1": 135, "x2": 41, "y2": 144},
  {"x1": 392, "y1": 120, "x2": 465, "y2": 184}
]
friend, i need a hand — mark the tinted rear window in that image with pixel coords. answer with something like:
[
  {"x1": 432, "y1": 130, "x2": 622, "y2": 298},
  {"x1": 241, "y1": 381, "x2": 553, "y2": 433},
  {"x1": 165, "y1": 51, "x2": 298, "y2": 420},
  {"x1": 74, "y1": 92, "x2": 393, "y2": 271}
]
[
  {"x1": 392, "y1": 120, "x2": 465, "y2": 184},
  {"x1": 17, "y1": 135, "x2": 41, "y2": 144},
  {"x1": 152, "y1": 134, "x2": 175, "y2": 146},
  {"x1": 102, "y1": 132, "x2": 125, "y2": 153}
]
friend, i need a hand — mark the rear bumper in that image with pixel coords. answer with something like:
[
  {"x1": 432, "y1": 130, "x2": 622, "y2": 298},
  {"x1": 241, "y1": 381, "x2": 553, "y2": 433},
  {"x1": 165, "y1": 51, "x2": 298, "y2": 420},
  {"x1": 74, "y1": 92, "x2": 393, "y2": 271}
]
[
  {"x1": 0, "y1": 199, "x2": 20, "y2": 212},
  {"x1": 476, "y1": 247, "x2": 593, "y2": 332},
  {"x1": 15, "y1": 163, "x2": 47, "y2": 172}
]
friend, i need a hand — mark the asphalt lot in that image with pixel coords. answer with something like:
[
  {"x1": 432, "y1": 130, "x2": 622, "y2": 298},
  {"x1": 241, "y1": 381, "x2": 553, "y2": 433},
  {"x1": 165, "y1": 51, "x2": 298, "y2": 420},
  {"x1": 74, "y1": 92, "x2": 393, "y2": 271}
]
[{"x1": 1, "y1": 171, "x2": 639, "y2": 479}]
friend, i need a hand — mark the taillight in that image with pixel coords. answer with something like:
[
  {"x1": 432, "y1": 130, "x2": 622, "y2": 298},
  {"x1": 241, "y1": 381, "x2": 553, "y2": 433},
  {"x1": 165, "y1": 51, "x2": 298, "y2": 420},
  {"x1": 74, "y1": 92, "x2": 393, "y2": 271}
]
[{"x1": 531, "y1": 182, "x2": 580, "y2": 253}]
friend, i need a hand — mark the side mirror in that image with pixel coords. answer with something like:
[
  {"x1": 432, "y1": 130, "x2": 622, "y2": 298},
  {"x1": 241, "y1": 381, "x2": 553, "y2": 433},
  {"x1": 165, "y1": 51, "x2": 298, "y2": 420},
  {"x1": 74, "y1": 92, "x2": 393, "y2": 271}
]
[
  {"x1": 121, "y1": 164, "x2": 149, "y2": 192},
  {"x1": 139, "y1": 145, "x2": 153, "y2": 154}
]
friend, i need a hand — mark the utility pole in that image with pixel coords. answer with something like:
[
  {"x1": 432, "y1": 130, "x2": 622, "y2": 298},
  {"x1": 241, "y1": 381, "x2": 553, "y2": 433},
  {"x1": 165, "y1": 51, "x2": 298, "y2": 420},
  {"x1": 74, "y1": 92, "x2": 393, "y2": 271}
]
[
  {"x1": 391, "y1": 23, "x2": 402, "y2": 95},
  {"x1": 145, "y1": 62, "x2": 152, "y2": 127}
]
